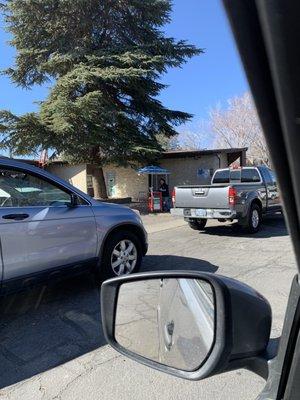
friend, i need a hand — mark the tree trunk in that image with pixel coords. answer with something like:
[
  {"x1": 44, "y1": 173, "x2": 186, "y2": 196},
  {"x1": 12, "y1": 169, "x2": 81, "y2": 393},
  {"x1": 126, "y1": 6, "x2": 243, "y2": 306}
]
[{"x1": 92, "y1": 166, "x2": 108, "y2": 199}]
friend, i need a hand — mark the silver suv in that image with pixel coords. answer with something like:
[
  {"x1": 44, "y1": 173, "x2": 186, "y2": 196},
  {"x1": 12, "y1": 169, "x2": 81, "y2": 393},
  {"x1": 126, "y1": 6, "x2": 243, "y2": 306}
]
[{"x1": 0, "y1": 158, "x2": 148, "y2": 293}]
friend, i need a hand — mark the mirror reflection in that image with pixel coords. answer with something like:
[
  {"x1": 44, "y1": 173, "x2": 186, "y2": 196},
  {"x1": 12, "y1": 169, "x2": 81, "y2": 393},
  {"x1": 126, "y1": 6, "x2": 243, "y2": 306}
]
[{"x1": 115, "y1": 278, "x2": 215, "y2": 371}]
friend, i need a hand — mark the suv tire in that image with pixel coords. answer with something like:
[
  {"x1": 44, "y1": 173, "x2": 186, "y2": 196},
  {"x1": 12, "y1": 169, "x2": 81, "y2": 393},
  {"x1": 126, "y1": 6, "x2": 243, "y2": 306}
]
[{"x1": 99, "y1": 230, "x2": 143, "y2": 280}]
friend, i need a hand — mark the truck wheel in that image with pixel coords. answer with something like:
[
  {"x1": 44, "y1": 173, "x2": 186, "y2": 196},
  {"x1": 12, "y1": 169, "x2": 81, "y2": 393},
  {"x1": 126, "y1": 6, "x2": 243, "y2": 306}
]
[
  {"x1": 244, "y1": 204, "x2": 262, "y2": 233},
  {"x1": 98, "y1": 231, "x2": 143, "y2": 281},
  {"x1": 188, "y1": 219, "x2": 207, "y2": 231}
]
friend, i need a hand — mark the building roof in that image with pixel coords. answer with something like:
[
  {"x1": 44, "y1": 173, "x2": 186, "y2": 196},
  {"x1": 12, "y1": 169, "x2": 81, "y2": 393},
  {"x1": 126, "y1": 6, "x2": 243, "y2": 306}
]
[
  {"x1": 3, "y1": 147, "x2": 247, "y2": 166},
  {"x1": 162, "y1": 147, "x2": 248, "y2": 159},
  {"x1": 47, "y1": 147, "x2": 248, "y2": 164}
]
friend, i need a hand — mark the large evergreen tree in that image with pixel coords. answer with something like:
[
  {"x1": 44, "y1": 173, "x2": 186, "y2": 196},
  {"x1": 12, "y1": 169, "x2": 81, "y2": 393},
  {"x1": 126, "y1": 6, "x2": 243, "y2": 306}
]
[{"x1": 0, "y1": 0, "x2": 202, "y2": 198}]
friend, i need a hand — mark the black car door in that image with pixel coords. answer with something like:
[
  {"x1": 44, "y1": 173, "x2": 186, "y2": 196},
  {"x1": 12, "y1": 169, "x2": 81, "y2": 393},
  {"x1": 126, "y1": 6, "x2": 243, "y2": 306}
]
[{"x1": 223, "y1": 1, "x2": 300, "y2": 399}]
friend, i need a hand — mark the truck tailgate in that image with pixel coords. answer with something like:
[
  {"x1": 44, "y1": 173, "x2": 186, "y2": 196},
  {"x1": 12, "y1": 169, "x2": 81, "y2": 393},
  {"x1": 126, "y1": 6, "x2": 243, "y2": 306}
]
[{"x1": 174, "y1": 185, "x2": 230, "y2": 209}]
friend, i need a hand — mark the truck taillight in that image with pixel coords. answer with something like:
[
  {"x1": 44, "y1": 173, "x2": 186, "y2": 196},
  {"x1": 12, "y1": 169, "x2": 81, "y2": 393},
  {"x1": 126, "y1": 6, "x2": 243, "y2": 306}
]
[
  {"x1": 228, "y1": 186, "x2": 237, "y2": 205},
  {"x1": 172, "y1": 188, "x2": 176, "y2": 206}
]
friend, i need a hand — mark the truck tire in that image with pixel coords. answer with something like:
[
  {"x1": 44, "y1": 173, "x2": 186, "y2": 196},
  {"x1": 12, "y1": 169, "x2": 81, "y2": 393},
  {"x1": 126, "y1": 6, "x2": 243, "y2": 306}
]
[
  {"x1": 242, "y1": 203, "x2": 262, "y2": 233},
  {"x1": 98, "y1": 230, "x2": 143, "y2": 281},
  {"x1": 188, "y1": 219, "x2": 207, "y2": 231}
]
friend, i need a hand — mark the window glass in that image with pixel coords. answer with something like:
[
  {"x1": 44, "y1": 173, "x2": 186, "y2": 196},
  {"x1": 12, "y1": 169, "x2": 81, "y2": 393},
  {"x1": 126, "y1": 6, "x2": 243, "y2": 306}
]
[
  {"x1": 0, "y1": 169, "x2": 72, "y2": 207},
  {"x1": 268, "y1": 170, "x2": 277, "y2": 184},
  {"x1": 241, "y1": 169, "x2": 261, "y2": 183},
  {"x1": 213, "y1": 168, "x2": 262, "y2": 184},
  {"x1": 212, "y1": 169, "x2": 230, "y2": 183},
  {"x1": 230, "y1": 169, "x2": 241, "y2": 181},
  {"x1": 259, "y1": 167, "x2": 273, "y2": 185}
]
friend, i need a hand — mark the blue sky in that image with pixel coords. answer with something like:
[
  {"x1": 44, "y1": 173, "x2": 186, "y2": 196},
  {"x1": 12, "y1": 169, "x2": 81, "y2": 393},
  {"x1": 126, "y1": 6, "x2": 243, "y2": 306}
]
[{"x1": 0, "y1": 0, "x2": 248, "y2": 135}]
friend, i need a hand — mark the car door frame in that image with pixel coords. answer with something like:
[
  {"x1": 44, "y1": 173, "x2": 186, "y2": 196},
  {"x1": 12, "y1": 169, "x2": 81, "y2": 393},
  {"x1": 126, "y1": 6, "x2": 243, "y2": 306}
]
[{"x1": 223, "y1": 1, "x2": 300, "y2": 399}]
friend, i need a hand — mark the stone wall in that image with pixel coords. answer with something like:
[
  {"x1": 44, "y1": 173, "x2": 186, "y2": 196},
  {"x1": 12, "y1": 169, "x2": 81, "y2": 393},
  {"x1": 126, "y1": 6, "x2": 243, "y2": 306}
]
[
  {"x1": 102, "y1": 165, "x2": 148, "y2": 201},
  {"x1": 46, "y1": 152, "x2": 232, "y2": 200}
]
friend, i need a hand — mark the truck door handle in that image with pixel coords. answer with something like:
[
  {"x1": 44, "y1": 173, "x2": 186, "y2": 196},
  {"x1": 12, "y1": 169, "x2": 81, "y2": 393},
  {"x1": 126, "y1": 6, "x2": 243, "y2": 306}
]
[{"x1": 2, "y1": 213, "x2": 29, "y2": 221}]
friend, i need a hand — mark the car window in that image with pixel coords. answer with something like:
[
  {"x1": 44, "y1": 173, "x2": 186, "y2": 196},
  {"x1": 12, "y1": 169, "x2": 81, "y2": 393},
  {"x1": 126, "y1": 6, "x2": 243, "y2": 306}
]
[
  {"x1": 212, "y1": 170, "x2": 230, "y2": 183},
  {"x1": 269, "y1": 170, "x2": 277, "y2": 185},
  {"x1": 259, "y1": 167, "x2": 270, "y2": 184},
  {"x1": 241, "y1": 169, "x2": 261, "y2": 183},
  {"x1": 0, "y1": 169, "x2": 72, "y2": 207},
  {"x1": 259, "y1": 167, "x2": 274, "y2": 185}
]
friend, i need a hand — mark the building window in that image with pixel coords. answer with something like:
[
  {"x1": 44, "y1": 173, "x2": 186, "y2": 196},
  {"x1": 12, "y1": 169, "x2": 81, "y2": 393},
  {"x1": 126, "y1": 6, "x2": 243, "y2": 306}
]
[{"x1": 87, "y1": 175, "x2": 93, "y2": 189}]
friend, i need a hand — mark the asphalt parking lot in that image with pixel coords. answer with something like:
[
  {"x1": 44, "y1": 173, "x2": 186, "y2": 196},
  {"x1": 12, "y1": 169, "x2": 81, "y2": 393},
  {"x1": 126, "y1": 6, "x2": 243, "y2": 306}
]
[{"x1": 0, "y1": 214, "x2": 296, "y2": 400}]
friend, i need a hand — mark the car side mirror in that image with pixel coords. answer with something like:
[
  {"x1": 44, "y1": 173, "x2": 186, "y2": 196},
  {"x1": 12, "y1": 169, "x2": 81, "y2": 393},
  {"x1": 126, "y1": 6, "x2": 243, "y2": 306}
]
[
  {"x1": 101, "y1": 271, "x2": 273, "y2": 381},
  {"x1": 68, "y1": 193, "x2": 79, "y2": 208}
]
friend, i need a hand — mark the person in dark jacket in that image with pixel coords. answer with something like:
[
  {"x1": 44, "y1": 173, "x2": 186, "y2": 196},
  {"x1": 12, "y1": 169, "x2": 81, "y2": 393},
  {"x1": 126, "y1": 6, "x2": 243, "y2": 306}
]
[{"x1": 159, "y1": 178, "x2": 170, "y2": 211}]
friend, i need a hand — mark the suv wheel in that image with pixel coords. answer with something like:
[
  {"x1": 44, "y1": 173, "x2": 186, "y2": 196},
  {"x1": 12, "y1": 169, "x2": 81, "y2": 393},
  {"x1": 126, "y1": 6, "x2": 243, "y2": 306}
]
[
  {"x1": 188, "y1": 219, "x2": 207, "y2": 231},
  {"x1": 100, "y1": 231, "x2": 142, "y2": 280}
]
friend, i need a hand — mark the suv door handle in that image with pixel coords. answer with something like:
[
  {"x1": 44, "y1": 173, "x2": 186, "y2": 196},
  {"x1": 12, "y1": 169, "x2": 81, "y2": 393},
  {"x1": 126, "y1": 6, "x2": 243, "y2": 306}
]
[{"x1": 2, "y1": 213, "x2": 29, "y2": 221}]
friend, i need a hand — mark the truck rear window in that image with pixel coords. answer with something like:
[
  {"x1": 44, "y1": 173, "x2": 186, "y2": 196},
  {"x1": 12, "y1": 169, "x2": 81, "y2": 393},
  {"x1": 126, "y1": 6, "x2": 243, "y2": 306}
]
[
  {"x1": 213, "y1": 168, "x2": 261, "y2": 184},
  {"x1": 213, "y1": 170, "x2": 230, "y2": 183},
  {"x1": 241, "y1": 169, "x2": 261, "y2": 182}
]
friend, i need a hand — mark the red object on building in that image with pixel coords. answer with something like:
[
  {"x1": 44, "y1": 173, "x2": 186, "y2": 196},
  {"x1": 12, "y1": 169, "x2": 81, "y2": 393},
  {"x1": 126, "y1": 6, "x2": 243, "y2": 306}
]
[{"x1": 147, "y1": 191, "x2": 163, "y2": 212}]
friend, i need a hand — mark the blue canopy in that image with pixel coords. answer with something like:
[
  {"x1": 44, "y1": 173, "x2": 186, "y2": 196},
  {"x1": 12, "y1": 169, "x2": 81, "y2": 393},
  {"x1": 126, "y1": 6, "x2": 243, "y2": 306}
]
[{"x1": 137, "y1": 165, "x2": 170, "y2": 175}]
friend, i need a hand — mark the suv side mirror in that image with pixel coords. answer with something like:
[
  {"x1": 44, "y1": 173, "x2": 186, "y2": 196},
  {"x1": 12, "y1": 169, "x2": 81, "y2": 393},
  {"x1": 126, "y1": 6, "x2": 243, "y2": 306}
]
[
  {"x1": 101, "y1": 271, "x2": 273, "y2": 381},
  {"x1": 68, "y1": 193, "x2": 79, "y2": 208}
]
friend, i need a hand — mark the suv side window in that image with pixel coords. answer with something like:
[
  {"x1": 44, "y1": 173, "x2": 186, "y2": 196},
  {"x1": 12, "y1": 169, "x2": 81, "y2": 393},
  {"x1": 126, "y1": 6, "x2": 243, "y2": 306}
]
[{"x1": 0, "y1": 168, "x2": 74, "y2": 207}]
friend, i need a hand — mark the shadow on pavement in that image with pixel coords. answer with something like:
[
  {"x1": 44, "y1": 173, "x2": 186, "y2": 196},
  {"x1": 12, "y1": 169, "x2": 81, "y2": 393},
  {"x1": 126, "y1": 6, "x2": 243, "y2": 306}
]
[
  {"x1": 0, "y1": 273, "x2": 103, "y2": 389},
  {"x1": 142, "y1": 254, "x2": 219, "y2": 273},
  {"x1": 0, "y1": 255, "x2": 218, "y2": 389},
  {"x1": 203, "y1": 214, "x2": 288, "y2": 238}
]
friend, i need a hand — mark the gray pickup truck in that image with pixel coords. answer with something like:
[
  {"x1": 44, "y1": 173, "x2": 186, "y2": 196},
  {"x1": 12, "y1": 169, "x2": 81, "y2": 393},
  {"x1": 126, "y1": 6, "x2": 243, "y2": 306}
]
[{"x1": 171, "y1": 166, "x2": 281, "y2": 233}]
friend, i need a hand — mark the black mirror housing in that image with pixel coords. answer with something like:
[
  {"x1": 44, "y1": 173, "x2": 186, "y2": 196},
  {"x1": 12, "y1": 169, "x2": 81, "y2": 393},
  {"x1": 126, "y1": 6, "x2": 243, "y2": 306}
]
[
  {"x1": 101, "y1": 271, "x2": 272, "y2": 381},
  {"x1": 221, "y1": 275, "x2": 272, "y2": 361}
]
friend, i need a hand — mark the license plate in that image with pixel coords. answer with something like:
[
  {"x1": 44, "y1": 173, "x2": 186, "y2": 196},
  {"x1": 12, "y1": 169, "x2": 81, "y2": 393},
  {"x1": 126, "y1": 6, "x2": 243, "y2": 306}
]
[
  {"x1": 195, "y1": 208, "x2": 207, "y2": 217},
  {"x1": 195, "y1": 209, "x2": 207, "y2": 217}
]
